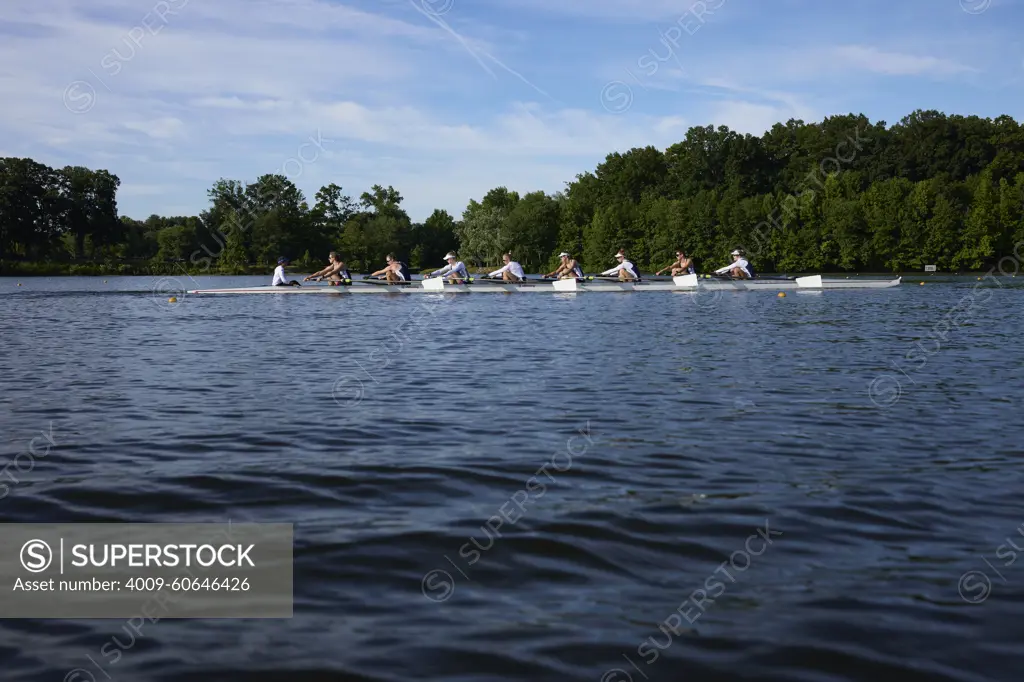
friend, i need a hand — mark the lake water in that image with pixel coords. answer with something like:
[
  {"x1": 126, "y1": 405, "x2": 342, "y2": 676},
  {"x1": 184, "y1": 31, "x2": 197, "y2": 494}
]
[{"x1": 1, "y1": 274, "x2": 1022, "y2": 682}]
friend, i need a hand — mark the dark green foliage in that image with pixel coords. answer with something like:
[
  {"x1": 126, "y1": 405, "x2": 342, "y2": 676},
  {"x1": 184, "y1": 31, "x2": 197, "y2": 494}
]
[{"x1": 2, "y1": 109, "x2": 1023, "y2": 275}]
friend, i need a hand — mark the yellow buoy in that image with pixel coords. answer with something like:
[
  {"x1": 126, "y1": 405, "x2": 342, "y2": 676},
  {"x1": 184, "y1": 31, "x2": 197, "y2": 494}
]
[
  {"x1": 168, "y1": 297, "x2": 177, "y2": 303},
  {"x1": 977, "y1": 277, "x2": 982, "y2": 280},
  {"x1": 777, "y1": 292, "x2": 786, "y2": 297}
]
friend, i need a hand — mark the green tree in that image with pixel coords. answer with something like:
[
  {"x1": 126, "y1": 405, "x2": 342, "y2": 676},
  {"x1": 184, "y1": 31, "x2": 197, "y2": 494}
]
[
  {"x1": 954, "y1": 168, "x2": 998, "y2": 270},
  {"x1": 503, "y1": 191, "x2": 561, "y2": 270},
  {"x1": 411, "y1": 209, "x2": 458, "y2": 269},
  {"x1": 155, "y1": 223, "x2": 196, "y2": 261}
]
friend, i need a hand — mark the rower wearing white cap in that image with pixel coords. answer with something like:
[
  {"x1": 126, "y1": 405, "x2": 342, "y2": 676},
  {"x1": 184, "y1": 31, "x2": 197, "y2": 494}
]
[
  {"x1": 544, "y1": 252, "x2": 584, "y2": 280},
  {"x1": 600, "y1": 252, "x2": 640, "y2": 281},
  {"x1": 425, "y1": 252, "x2": 469, "y2": 283},
  {"x1": 714, "y1": 249, "x2": 754, "y2": 279},
  {"x1": 488, "y1": 253, "x2": 525, "y2": 282}
]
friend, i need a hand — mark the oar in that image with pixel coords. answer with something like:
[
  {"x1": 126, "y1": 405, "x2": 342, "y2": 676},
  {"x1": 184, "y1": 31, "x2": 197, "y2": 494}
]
[
  {"x1": 589, "y1": 275, "x2": 646, "y2": 282},
  {"x1": 701, "y1": 273, "x2": 795, "y2": 281},
  {"x1": 478, "y1": 276, "x2": 550, "y2": 284},
  {"x1": 356, "y1": 277, "x2": 412, "y2": 286},
  {"x1": 419, "y1": 276, "x2": 475, "y2": 283}
]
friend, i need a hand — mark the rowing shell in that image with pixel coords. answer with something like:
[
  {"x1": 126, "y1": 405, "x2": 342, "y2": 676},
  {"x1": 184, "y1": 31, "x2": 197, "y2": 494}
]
[{"x1": 186, "y1": 274, "x2": 901, "y2": 295}]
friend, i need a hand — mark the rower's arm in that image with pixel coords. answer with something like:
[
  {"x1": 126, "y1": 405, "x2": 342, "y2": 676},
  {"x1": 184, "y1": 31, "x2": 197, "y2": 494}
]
[
  {"x1": 599, "y1": 265, "x2": 620, "y2": 276},
  {"x1": 489, "y1": 263, "x2": 509, "y2": 277}
]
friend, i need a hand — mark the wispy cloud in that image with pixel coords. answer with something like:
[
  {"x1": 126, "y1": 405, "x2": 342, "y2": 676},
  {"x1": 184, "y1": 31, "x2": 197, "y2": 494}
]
[
  {"x1": 491, "y1": 0, "x2": 723, "y2": 22},
  {"x1": 832, "y1": 45, "x2": 976, "y2": 77},
  {"x1": 407, "y1": 0, "x2": 556, "y2": 103},
  {"x1": 0, "y1": 0, "x2": 1018, "y2": 223}
]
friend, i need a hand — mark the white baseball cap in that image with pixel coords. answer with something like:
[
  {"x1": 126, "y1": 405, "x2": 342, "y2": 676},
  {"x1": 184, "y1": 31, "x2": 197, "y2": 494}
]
[
  {"x1": 613, "y1": 252, "x2": 624, "y2": 258},
  {"x1": 444, "y1": 252, "x2": 457, "y2": 260},
  {"x1": 558, "y1": 252, "x2": 569, "y2": 258}
]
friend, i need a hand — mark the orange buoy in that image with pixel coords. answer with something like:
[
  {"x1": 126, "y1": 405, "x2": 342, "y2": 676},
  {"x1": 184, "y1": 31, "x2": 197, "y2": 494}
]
[
  {"x1": 777, "y1": 292, "x2": 786, "y2": 297},
  {"x1": 168, "y1": 297, "x2": 177, "y2": 303}
]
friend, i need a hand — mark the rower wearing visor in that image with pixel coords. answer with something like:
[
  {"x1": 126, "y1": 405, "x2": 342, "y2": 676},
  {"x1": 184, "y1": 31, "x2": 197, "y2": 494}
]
[
  {"x1": 714, "y1": 249, "x2": 755, "y2": 279},
  {"x1": 488, "y1": 253, "x2": 525, "y2": 282},
  {"x1": 544, "y1": 252, "x2": 584, "y2": 280},
  {"x1": 601, "y1": 252, "x2": 640, "y2": 281},
  {"x1": 655, "y1": 250, "x2": 695, "y2": 276},
  {"x1": 425, "y1": 252, "x2": 469, "y2": 283}
]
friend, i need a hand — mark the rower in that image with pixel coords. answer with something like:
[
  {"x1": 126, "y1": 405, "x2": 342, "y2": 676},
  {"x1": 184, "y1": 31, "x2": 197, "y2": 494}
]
[
  {"x1": 425, "y1": 252, "x2": 469, "y2": 283},
  {"x1": 368, "y1": 254, "x2": 411, "y2": 284},
  {"x1": 272, "y1": 257, "x2": 301, "y2": 286},
  {"x1": 600, "y1": 252, "x2": 640, "y2": 281},
  {"x1": 304, "y1": 251, "x2": 350, "y2": 285},
  {"x1": 544, "y1": 252, "x2": 584, "y2": 280},
  {"x1": 394, "y1": 256, "x2": 412, "y2": 282},
  {"x1": 655, "y1": 250, "x2": 695, "y2": 276},
  {"x1": 714, "y1": 249, "x2": 754, "y2": 279},
  {"x1": 488, "y1": 253, "x2": 525, "y2": 282}
]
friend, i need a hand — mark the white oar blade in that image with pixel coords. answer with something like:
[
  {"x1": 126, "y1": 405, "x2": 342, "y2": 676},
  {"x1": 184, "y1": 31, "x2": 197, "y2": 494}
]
[
  {"x1": 552, "y1": 278, "x2": 578, "y2": 292},
  {"x1": 421, "y1": 277, "x2": 445, "y2": 291},
  {"x1": 796, "y1": 275, "x2": 823, "y2": 288},
  {"x1": 672, "y1": 274, "x2": 698, "y2": 287}
]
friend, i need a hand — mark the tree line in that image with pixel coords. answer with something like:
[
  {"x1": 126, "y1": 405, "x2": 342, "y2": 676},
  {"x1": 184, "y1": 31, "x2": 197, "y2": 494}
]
[{"x1": 2, "y1": 109, "x2": 1023, "y2": 276}]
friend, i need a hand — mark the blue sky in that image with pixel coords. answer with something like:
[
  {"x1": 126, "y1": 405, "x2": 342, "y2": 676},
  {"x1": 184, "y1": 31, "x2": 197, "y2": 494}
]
[{"x1": 0, "y1": 0, "x2": 1021, "y2": 222}]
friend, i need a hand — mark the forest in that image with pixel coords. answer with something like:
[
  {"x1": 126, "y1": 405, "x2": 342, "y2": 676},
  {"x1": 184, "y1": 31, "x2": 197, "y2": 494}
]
[{"x1": 2, "y1": 109, "x2": 1023, "y2": 276}]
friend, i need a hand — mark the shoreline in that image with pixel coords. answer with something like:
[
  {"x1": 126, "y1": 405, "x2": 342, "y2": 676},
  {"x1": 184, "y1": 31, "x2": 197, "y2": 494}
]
[{"x1": 0, "y1": 265, "x2": 982, "y2": 278}]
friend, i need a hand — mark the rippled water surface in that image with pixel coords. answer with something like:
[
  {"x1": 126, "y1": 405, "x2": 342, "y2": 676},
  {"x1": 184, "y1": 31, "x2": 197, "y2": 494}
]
[{"x1": 1, "y1": 274, "x2": 1023, "y2": 682}]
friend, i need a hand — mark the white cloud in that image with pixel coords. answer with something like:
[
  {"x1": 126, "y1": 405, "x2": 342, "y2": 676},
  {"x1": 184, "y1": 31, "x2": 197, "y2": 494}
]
[
  {"x1": 492, "y1": 0, "x2": 728, "y2": 22},
  {"x1": 709, "y1": 100, "x2": 806, "y2": 135},
  {"x1": 122, "y1": 117, "x2": 185, "y2": 139},
  {"x1": 118, "y1": 183, "x2": 174, "y2": 196},
  {"x1": 832, "y1": 45, "x2": 975, "y2": 77},
  {"x1": 0, "y1": 0, "x2": 1011, "y2": 227}
]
